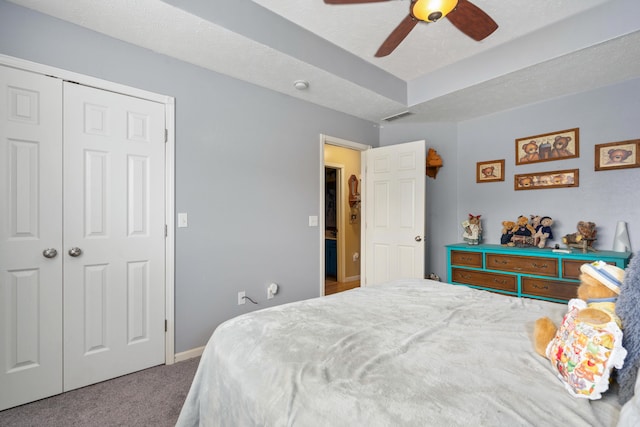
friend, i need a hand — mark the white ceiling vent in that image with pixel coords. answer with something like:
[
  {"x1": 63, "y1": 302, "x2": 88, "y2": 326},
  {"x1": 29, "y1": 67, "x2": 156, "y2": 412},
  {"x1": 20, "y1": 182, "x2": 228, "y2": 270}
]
[{"x1": 381, "y1": 111, "x2": 413, "y2": 122}]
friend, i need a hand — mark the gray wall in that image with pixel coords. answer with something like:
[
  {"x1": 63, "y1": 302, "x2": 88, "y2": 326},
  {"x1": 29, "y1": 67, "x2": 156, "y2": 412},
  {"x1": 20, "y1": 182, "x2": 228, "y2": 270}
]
[
  {"x1": 0, "y1": 1, "x2": 379, "y2": 352},
  {"x1": 381, "y1": 79, "x2": 640, "y2": 280}
]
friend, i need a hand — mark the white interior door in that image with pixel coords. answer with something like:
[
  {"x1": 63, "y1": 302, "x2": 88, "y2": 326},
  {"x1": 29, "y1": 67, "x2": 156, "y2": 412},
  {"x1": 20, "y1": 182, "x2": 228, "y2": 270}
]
[
  {"x1": 363, "y1": 140, "x2": 426, "y2": 285},
  {"x1": 62, "y1": 82, "x2": 166, "y2": 390},
  {"x1": 0, "y1": 66, "x2": 63, "y2": 410}
]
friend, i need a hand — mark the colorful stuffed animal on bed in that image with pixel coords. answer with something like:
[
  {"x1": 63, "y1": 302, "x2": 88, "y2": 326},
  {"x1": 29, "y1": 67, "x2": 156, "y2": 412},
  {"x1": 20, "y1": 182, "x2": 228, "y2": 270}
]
[
  {"x1": 533, "y1": 261, "x2": 627, "y2": 399},
  {"x1": 533, "y1": 216, "x2": 554, "y2": 248}
]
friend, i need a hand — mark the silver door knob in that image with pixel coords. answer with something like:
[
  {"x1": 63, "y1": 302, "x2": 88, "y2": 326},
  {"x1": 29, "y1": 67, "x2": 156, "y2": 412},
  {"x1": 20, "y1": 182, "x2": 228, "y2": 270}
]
[
  {"x1": 415, "y1": 236, "x2": 422, "y2": 242},
  {"x1": 68, "y1": 247, "x2": 83, "y2": 257},
  {"x1": 43, "y1": 248, "x2": 58, "y2": 258}
]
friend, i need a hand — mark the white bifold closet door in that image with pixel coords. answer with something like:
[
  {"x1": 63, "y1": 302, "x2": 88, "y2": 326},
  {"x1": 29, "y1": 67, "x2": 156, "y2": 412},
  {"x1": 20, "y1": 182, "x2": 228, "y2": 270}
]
[{"x1": 0, "y1": 66, "x2": 166, "y2": 410}]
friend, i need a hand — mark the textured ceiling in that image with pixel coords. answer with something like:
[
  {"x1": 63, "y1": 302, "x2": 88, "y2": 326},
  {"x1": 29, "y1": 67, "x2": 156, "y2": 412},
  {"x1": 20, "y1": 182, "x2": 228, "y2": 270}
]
[{"x1": 8, "y1": 0, "x2": 640, "y2": 124}]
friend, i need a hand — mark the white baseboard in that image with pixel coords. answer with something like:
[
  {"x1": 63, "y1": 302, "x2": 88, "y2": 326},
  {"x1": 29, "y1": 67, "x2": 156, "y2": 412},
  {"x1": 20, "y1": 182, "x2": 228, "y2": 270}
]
[{"x1": 174, "y1": 346, "x2": 205, "y2": 362}]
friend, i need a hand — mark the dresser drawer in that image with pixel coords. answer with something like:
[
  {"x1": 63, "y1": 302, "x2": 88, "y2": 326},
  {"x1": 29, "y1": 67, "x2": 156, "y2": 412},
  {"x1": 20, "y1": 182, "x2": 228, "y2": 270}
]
[
  {"x1": 451, "y1": 268, "x2": 517, "y2": 292},
  {"x1": 522, "y1": 277, "x2": 579, "y2": 301},
  {"x1": 450, "y1": 250, "x2": 483, "y2": 268},
  {"x1": 486, "y1": 254, "x2": 558, "y2": 277},
  {"x1": 561, "y1": 259, "x2": 614, "y2": 280}
]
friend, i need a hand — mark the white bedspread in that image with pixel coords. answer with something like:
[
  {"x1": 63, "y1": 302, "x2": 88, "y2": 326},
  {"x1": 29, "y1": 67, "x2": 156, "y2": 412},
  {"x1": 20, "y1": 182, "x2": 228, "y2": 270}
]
[{"x1": 177, "y1": 279, "x2": 622, "y2": 426}]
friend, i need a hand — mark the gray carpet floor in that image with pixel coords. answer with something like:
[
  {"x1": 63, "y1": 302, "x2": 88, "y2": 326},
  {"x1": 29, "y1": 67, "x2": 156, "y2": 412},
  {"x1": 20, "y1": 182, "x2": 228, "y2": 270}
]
[{"x1": 0, "y1": 356, "x2": 200, "y2": 427}]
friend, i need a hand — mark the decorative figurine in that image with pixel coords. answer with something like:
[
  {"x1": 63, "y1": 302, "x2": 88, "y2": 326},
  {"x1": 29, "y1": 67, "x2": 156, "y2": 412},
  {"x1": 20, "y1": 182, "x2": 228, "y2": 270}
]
[
  {"x1": 533, "y1": 216, "x2": 554, "y2": 248},
  {"x1": 462, "y1": 214, "x2": 482, "y2": 245},
  {"x1": 563, "y1": 221, "x2": 598, "y2": 252},
  {"x1": 510, "y1": 215, "x2": 536, "y2": 246}
]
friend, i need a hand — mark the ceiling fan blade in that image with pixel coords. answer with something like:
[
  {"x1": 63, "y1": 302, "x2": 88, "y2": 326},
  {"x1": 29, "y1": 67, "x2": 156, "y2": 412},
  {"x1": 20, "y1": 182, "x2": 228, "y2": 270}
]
[
  {"x1": 446, "y1": 0, "x2": 498, "y2": 41},
  {"x1": 375, "y1": 14, "x2": 419, "y2": 57},
  {"x1": 324, "y1": 0, "x2": 389, "y2": 4}
]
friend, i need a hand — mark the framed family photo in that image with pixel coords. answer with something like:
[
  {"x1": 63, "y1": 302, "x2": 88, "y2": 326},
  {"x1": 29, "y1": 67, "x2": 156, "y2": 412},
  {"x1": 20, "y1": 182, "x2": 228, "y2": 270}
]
[
  {"x1": 514, "y1": 168, "x2": 579, "y2": 191},
  {"x1": 515, "y1": 128, "x2": 579, "y2": 165},
  {"x1": 476, "y1": 159, "x2": 505, "y2": 183},
  {"x1": 594, "y1": 139, "x2": 640, "y2": 171}
]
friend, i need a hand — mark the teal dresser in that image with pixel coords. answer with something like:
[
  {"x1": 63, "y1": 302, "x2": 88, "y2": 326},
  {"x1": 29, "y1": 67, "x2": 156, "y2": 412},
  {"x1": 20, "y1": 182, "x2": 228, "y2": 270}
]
[{"x1": 446, "y1": 243, "x2": 632, "y2": 303}]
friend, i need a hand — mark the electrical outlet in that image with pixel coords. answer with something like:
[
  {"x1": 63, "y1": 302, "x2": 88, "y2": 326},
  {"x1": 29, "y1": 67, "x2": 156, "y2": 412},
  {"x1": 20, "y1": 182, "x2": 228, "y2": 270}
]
[
  {"x1": 267, "y1": 283, "x2": 278, "y2": 300},
  {"x1": 238, "y1": 291, "x2": 245, "y2": 305}
]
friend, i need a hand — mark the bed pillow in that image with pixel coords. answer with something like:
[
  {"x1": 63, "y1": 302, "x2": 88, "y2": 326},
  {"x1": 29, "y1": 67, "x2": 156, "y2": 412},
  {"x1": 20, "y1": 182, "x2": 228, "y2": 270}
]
[{"x1": 546, "y1": 299, "x2": 627, "y2": 400}]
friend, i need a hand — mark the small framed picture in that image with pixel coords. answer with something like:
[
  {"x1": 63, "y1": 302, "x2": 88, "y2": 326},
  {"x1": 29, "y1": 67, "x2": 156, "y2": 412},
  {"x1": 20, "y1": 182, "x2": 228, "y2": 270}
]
[
  {"x1": 515, "y1": 128, "x2": 579, "y2": 165},
  {"x1": 514, "y1": 168, "x2": 579, "y2": 191},
  {"x1": 476, "y1": 159, "x2": 505, "y2": 183},
  {"x1": 595, "y1": 139, "x2": 640, "y2": 171}
]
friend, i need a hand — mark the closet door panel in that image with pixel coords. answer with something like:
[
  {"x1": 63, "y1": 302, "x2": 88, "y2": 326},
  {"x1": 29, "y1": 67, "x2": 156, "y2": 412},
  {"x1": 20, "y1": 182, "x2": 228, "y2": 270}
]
[
  {"x1": 0, "y1": 66, "x2": 63, "y2": 411},
  {"x1": 63, "y1": 82, "x2": 166, "y2": 391}
]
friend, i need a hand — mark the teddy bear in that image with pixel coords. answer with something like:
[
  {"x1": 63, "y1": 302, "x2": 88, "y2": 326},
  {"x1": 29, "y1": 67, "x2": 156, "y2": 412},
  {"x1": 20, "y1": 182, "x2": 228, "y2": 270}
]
[
  {"x1": 607, "y1": 148, "x2": 633, "y2": 165},
  {"x1": 533, "y1": 261, "x2": 627, "y2": 399},
  {"x1": 563, "y1": 221, "x2": 597, "y2": 250},
  {"x1": 461, "y1": 214, "x2": 482, "y2": 245},
  {"x1": 533, "y1": 216, "x2": 553, "y2": 248},
  {"x1": 510, "y1": 215, "x2": 536, "y2": 246},
  {"x1": 529, "y1": 215, "x2": 542, "y2": 231},
  {"x1": 519, "y1": 141, "x2": 540, "y2": 163},
  {"x1": 500, "y1": 220, "x2": 516, "y2": 245},
  {"x1": 517, "y1": 176, "x2": 534, "y2": 188},
  {"x1": 550, "y1": 135, "x2": 574, "y2": 158}
]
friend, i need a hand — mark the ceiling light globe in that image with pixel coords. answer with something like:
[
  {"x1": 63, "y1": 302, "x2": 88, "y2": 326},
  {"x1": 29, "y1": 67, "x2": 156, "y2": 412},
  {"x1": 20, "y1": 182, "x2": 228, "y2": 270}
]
[
  {"x1": 412, "y1": 0, "x2": 458, "y2": 22},
  {"x1": 293, "y1": 80, "x2": 309, "y2": 90}
]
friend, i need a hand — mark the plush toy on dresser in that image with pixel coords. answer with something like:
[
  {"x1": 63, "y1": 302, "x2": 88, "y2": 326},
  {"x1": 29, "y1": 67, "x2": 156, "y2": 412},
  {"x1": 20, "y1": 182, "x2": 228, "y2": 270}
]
[
  {"x1": 533, "y1": 216, "x2": 554, "y2": 248},
  {"x1": 533, "y1": 261, "x2": 627, "y2": 399},
  {"x1": 510, "y1": 215, "x2": 536, "y2": 246},
  {"x1": 563, "y1": 221, "x2": 597, "y2": 251},
  {"x1": 461, "y1": 214, "x2": 482, "y2": 245},
  {"x1": 500, "y1": 221, "x2": 516, "y2": 245}
]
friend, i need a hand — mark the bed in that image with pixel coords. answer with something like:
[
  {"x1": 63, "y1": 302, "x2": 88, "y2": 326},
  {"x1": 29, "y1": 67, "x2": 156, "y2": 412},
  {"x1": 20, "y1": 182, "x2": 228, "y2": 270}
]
[{"x1": 177, "y1": 279, "x2": 637, "y2": 426}]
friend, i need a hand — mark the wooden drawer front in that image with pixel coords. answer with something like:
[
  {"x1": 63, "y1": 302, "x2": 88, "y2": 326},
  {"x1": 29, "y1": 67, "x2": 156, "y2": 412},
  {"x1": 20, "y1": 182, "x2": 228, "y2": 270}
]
[
  {"x1": 522, "y1": 277, "x2": 579, "y2": 301},
  {"x1": 486, "y1": 254, "x2": 558, "y2": 277},
  {"x1": 451, "y1": 268, "x2": 516, "y2": 292},
  {"x1": 562, "y1": 259, "x2": 612, "y2": 280},
  {"x1": 450, "y1": 250, "x2": 483, "y2": 268}
]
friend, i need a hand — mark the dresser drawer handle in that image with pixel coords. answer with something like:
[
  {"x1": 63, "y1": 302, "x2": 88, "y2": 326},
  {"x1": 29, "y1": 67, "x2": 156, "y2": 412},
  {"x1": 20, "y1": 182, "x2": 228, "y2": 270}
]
[
  {"x1": 531, "y1": 284, "x2": 549, "y2": 290},
  {"x1": 460, "y1": 256, "x2": 473, "y2": 262},
  {"x1": 459, "y1": 273, "x2": 472, "y2": 279},
  {"x1": 493, "y1": 278, "x2": 509, "y2": 285},
  {"x1": 531, "y1": 263, "x2": 549, "y2": 269}
]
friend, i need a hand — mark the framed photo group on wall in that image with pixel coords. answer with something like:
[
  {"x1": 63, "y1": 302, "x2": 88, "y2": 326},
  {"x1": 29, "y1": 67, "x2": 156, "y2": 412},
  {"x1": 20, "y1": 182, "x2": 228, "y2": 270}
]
[
  {"x1": 514, "y1": 169, "x2": 579, "y2": 191},
  {"x1": 515, "y1": 128, "x2": 579, "y2": 165},
  {"x1": 595, "y1": 139, "x2": 640, "y2": 171},
  {"x1": 475, "y1": 129, "x2": 638, "y2": 189}
]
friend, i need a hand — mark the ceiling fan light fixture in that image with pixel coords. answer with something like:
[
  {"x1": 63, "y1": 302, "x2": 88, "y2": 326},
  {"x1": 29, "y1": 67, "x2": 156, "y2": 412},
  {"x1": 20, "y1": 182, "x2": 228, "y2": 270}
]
[{"x1": 412, "y1": 0, "x2": 459, "y2": 22}]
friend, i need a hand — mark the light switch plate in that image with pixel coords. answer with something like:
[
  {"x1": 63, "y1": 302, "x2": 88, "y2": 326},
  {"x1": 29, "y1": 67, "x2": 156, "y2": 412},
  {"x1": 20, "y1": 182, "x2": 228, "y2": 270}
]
[
  {"x1": 178, "y1": 212, "x2": 188, "y2": 228},
  {"x1": 308, "y1": 215, "x2": 318, "y2": 227}
]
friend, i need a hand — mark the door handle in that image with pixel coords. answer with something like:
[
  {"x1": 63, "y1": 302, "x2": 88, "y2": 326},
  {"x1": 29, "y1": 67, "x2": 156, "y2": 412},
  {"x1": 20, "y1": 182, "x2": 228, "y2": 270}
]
[
  {"x1": 68, "y1": 247, "x2": 83, "y2": 257},
  {"x1": 415, "y1": 236, "x2": 422, "y2": 242},
  {"x1": 43, "y1": 248, "x2": 58, "y2": 259}
]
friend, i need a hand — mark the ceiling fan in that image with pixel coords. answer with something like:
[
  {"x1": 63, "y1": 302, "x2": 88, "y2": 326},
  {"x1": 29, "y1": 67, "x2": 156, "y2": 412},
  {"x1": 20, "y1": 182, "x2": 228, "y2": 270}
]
[{"x1": 324, "y1": 0, "x2": 498, "y2": 57}]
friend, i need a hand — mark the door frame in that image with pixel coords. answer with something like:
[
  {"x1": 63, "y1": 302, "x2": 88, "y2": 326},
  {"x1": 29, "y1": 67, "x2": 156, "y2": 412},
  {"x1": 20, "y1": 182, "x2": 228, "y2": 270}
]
[
  {"x1": 319, "y1": 134, "x2": 370, "y2": 296},
  {"x1": 0, "y1": 54, "x2": 177, "y2": 364},
  {"x1": 324, "y1": 163, "x2": 343, "y2": 282}
]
